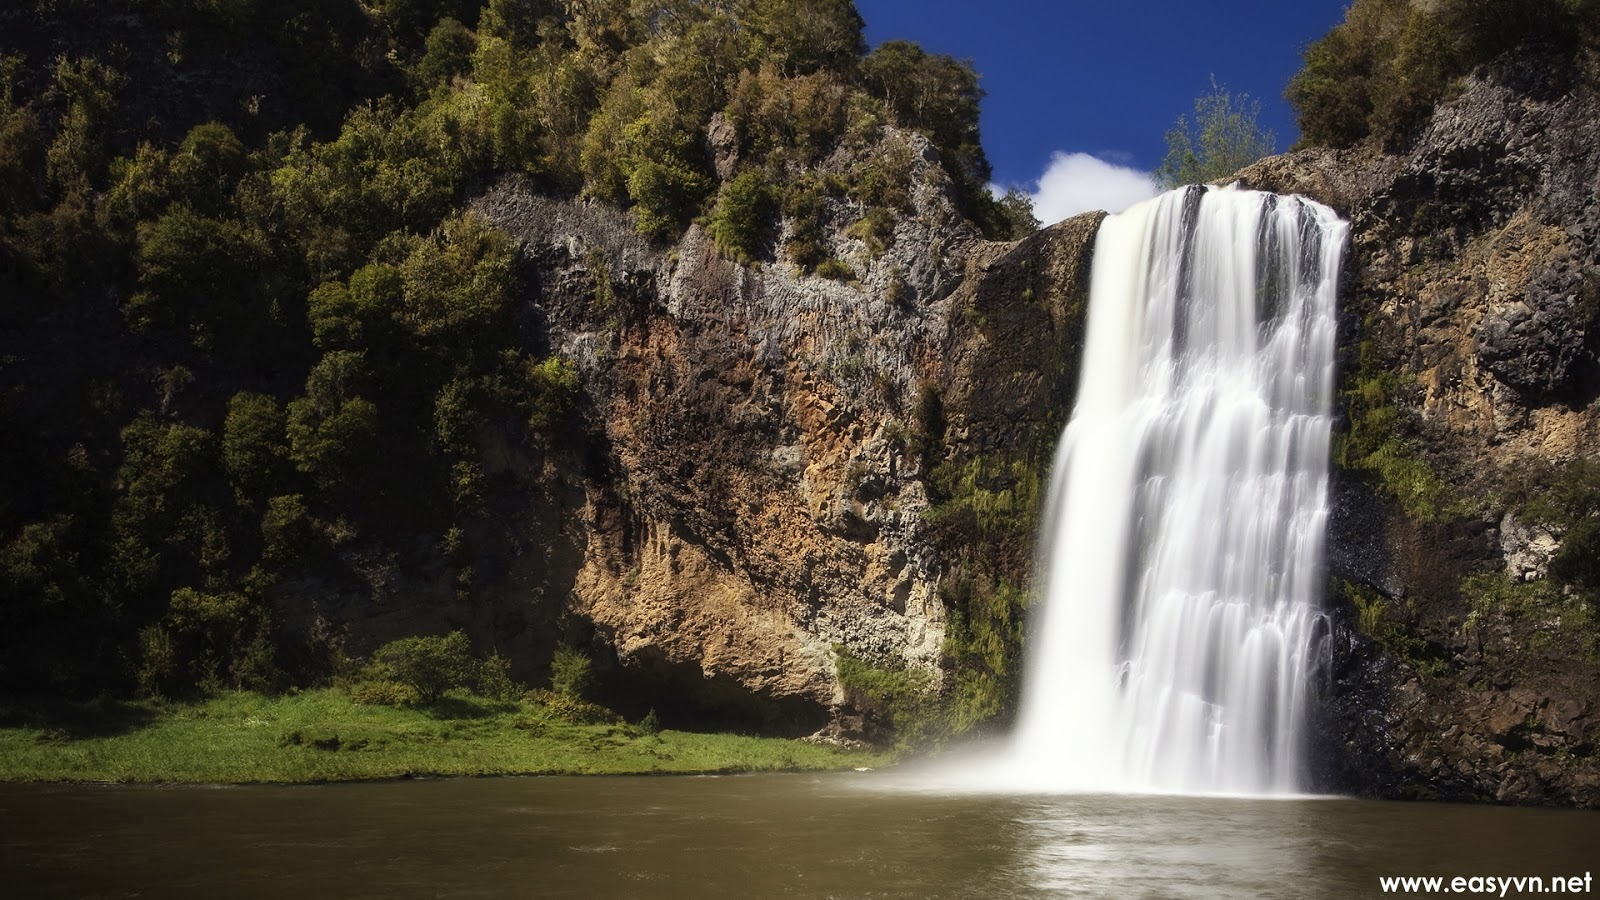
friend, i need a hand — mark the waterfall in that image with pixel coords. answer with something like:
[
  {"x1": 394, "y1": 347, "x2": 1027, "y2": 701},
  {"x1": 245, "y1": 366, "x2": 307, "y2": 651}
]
[{"x1": 998, "y1": 184, "x2": 1346, "y2": 795}]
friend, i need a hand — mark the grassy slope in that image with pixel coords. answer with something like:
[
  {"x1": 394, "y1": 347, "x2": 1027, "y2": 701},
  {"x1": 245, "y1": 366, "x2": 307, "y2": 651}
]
[{"x1": 0, "y1": 690, "x2": 889, "y2": 784}]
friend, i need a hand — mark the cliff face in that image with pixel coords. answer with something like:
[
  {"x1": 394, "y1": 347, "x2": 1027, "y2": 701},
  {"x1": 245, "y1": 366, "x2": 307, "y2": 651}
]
[
  {"x1": 462, "y1": 127, "x2": 1096, "y2": 735},
  {"x1": 1238, "y1": 56, "x2": 1600, "y2": 805}
]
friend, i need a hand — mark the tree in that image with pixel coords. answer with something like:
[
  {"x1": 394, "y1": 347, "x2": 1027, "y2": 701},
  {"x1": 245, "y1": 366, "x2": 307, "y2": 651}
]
[
  {"x1": 860, "y1": 40, "x2": 989, "y2": 186},
  {"x1": 994, "y1": 187, "x2": 1039, "y2": 240},
  {"x1": 222, "y1": 392, "x2": 288, "y2": 501},
  {"x1": 1157, "y1": 77, "x2": 1276, "y2": 188}
]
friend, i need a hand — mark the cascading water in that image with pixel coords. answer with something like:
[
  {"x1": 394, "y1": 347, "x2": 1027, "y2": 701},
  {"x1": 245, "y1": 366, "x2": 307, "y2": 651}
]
[{"x1": 993, "y1": 184, "x2": 1347, "y2": 796}]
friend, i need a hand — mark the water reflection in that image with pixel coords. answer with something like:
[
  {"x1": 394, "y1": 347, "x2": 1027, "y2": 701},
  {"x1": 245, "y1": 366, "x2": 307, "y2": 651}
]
[{"x1": 1, "y1": 774, "x2": 1596, "y2": 898}]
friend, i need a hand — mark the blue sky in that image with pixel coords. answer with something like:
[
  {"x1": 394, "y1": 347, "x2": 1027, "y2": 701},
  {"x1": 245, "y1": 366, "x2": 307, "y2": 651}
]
[{"x1": 854, "y1": 0, "x2": 1353, "y2": 223}]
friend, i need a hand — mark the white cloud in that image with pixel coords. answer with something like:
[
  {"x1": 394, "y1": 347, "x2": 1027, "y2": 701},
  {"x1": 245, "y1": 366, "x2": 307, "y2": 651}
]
[{"x1": 1024, "y1": 152, "x2": 1160, "y2": 226}]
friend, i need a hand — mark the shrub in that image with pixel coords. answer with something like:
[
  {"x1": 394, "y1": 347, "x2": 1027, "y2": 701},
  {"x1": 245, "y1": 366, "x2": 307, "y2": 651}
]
[
  {"x1": 707, "y1": 170, "x2": 776, "y2": 262},
  {"x1": 261, "y1": 494, "x2": 320, "y2": 568},
  {"x1": 138, "y1": 586, "x2": 281, "y2": 697},
  {"x1": 523, "y1": 355, "x2": 580, "y2": 433},
  {"x1": 1333, "y1": 344, "x2": 1458, "y2": 521},
  {"x1": 1550, "y1": 519, "x2": 1600, "y2": 590},
  {"x1": 628, "y1": 156, "x2": 711, "y2": 240},
  {"x1": 814, "y1": 258, "x2": 853, "y2": 281},
  {"x1": 549, "y1": 644, "x2": 595, "y2": 699},
  {"x1": 639, "y1": 707, "x2": 662, "y2": 735},
  {"x1": 351, "y1": 679, "x2": 421, "y2": 706},
  {"x1": 845, "y1": 206, "x2": 895, "y2": 257},
  {"x1": 938, "y1": 575, "x2": 1025, "y2": 733},
  {"x1": 522, "y1": 687, "x2": 618, "y2": 724},
  {"x1": 474, "y1": 651, "x2": 522, "y2": 701},
  {"x1": 366, "y1": 631, "x2": 477, "y2": 705}
]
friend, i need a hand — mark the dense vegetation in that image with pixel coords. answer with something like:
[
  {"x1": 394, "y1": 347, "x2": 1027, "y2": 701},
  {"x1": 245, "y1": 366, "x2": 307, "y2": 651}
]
[
  {"x1": 0, "y1": 0, "x2": 1022, "y2": 703},
  {"x1": 1288, "y1": 0, "x2": 1600, "y2": 150}
]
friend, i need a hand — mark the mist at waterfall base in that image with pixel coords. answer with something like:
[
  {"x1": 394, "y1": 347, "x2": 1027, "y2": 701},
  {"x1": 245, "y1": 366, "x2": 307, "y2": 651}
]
[{"x1": 926, "y1": 185, "x2": 1349, "y2": 797}]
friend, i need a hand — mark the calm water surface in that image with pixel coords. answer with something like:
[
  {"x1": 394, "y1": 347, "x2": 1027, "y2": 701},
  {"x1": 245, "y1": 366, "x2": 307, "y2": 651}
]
[{"x1": 2, "y1": 773, "x2": 1596, "y2": 898}]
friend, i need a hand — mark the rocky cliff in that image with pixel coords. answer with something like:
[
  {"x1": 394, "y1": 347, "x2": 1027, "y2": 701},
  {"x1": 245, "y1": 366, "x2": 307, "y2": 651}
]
[
  {"x1": 1239, "y1": 54, "x2": 1600, "y2": 806},
  {"x1": 461, "y1": 125, "x2": 1096, "y2": 736}
]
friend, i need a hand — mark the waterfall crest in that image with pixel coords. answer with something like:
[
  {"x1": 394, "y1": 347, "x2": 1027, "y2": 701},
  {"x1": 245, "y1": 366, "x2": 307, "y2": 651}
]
[{"x1": 997, "y1": 184, "x2": 1347, "y2": 795}]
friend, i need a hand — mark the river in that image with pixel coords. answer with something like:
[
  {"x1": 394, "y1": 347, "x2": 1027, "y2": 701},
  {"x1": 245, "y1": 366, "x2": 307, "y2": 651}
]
[{"x1": 2, "y1": 773, "x2": 1596, "y2": 897}]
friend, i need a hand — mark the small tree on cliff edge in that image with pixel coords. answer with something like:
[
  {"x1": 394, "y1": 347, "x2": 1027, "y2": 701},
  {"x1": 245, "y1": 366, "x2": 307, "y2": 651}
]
[{"x1": 1157, "y1": 76, "x2": 1277, "y2": 188}]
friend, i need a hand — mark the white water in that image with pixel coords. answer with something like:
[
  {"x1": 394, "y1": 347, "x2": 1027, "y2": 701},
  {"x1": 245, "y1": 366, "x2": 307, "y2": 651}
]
[{"x1": 982, "y1": 185, "x2": 1347, "y2": 795}]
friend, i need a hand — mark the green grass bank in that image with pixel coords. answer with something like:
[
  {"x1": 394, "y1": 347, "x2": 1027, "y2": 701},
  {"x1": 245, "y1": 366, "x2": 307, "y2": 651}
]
[{"x1": 0, "y1": 689, "x2": 890, "y2": 784}]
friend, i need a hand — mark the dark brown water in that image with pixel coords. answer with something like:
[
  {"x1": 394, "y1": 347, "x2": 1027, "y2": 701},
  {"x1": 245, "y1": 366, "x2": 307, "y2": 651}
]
[{"x1": 1, "y1": 774, "x2": 1596, "y2": 898}]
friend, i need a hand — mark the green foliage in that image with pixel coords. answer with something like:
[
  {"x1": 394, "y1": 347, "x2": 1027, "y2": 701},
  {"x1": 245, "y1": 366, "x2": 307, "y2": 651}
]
[
  {"x1": 169, "y1": 123, "x2": 249, "y2": 214},
  {"x1": 112, "y1": 415, "x2": 226, "y2": 589},
  {"x1": 416, "y1": 18, "x2": 477, "y2": 87},
  {"x1": 260, "y1": 494, "x2": 321, "y2": 568},
  {"x1": 727, "y1": 67, "x2": 854, "y2": 168},
  {"x1": 0, "y1": 517, "x2": 81, "y2": 611},
  {"x1": 1521, "y1": 457, "x2": 1600, "y2": 528},
  {"x1": 0, "y1": 55, "x2": 46, "y2": 215},
  {"x1": 286, "y1": 353, "x2": 381, "y2": 491},
  {"x1": 45, "y1": 56, "x2": 124, "y2": 189},
  {"x1": 708, "y1": 170, "x2": 776, "y2": 261},
  {"x1": 398, "y1": 214, "x2": 518, "y2": 353},
  {"x1": 351, "y1": 679, "x2": 422, "y2": 706},
  {"x1": 523, "y1": 688, "x2": 619, "y2": 725},
  {"x1": 364, "y1": 631, "x2": 478, "y2": 705},
  {"x1": 926, "y1": 456, "x2": 1043, "y2": 547},
  {"x1": 833, "y1": 646, "x2": 937, "y2": 749},
  {"x1": 846, "y1": 206, "x2": 896, "y2": 257},
  {"x1": 939, "y1": 575, "x2": 1025, "y2": 733},
  {"x1": 522, "y1": 355, "x2": 581, "y2": 433},
  {"x1": 549, "y1": 645, "x2": 595, "y2": 699},
  {"x1": 780, "y1": 173, "x2": 838, "y2": 273},
  {"x1": 474, "y1": 652, "x2": 522, "y2": 701},
  {"x1": 813, "y1": 258, "x2": 853, "y2": 281},
  {"x1": 993, "y1": 187, "x2": 1039, "y2": 240},
  {"x1": 138, "y1": 584, "x2": 281, "y2": 697},
  {"x1": 1157, "y1": 77, "x2": 1276, "y2": 187},
  {"x1": 1288, "y1": 0, "x2": 1600, "y2": 149},
  {"x1": 222, "y1": 393, "x2": 288, "y2": 501},
  {"x1": 639, "y1": 707, "x2": 662, "y2": 735},
  {"x1": 859, "y1": 40, "x2": 987, "y2": 187},
  {"x1": 1551, "y1": 519, "x2": 1600, "y2": 590},
  {"x1": 126, "y1": 204, "x2": 276, "y2": 351},
  {"x1": 1335, "y1": 578, "x2": 1450, "y2": 678},
  {"x1": 1518, "y1": 457, "x2": 1600, "y2": 593},
  {"x1": 1459, "y1": 572, "x2": 1597, "y2": 664},
  {"x1": 627, "y1": 156, "x2": 712, "y2": 240},
  {"x1": 742, "y1": 0, "x2": 866, "y2": 77},
  {"x1": 307, "y1": 264, "x2": 404, "y2": 350},
  {"x1": 1334, "y1": 343, "x2": 1458, "y2": 521}
]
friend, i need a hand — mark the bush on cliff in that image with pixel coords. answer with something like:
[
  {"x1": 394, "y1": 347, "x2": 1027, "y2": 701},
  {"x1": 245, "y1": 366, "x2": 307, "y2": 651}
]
[{"x1": 1288, "y1": 0, "x2": 1600, "y2": 149}]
